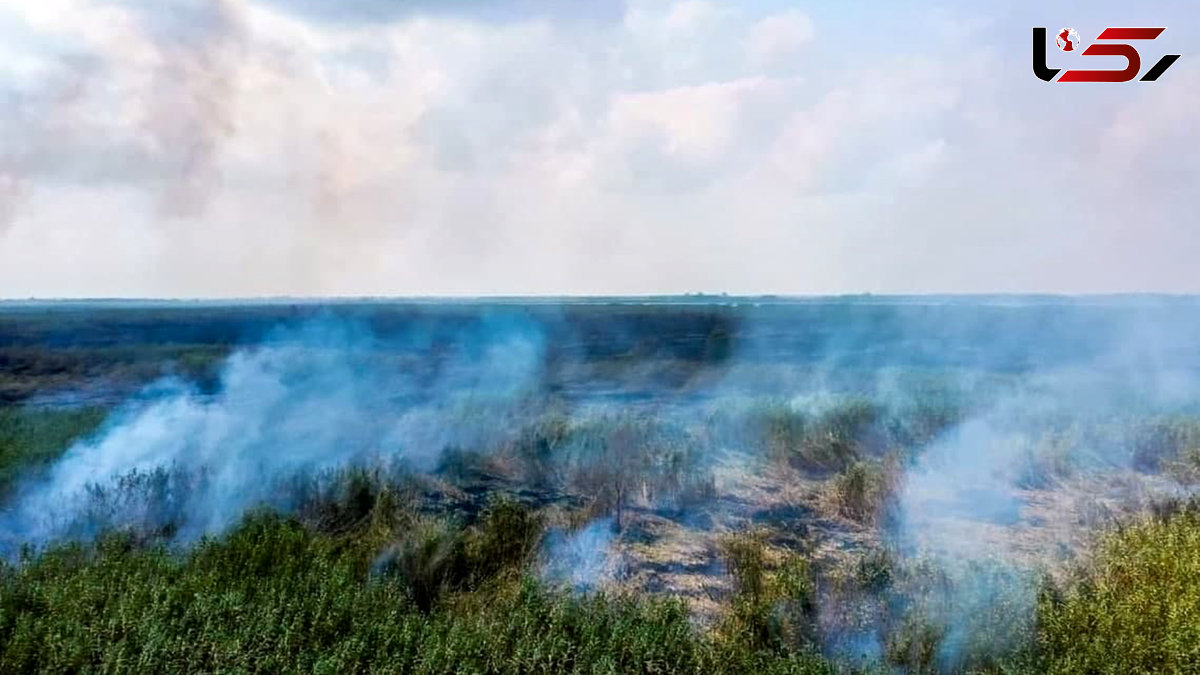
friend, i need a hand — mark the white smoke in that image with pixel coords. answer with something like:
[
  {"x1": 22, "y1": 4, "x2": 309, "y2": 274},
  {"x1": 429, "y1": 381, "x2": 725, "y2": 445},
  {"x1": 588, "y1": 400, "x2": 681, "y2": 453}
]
[
  {"x1": 0, "y1": 317, "x2": 547, "y2": 549},
  {"x1": 541, "y1": 518, "x2": 621, "y2": 591}
]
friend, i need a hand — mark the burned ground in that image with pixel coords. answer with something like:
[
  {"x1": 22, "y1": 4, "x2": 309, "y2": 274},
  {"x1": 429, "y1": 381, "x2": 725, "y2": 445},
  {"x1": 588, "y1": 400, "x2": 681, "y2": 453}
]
[{"x1": 2, "y1": 297, "x2": 1200, "y2": 672}]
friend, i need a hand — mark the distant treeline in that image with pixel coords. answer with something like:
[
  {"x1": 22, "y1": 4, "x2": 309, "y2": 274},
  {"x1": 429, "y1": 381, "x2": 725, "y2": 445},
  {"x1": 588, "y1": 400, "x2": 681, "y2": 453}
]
[{"x1": 4, "y1": 299, "x2": 1200, "y2": 365}]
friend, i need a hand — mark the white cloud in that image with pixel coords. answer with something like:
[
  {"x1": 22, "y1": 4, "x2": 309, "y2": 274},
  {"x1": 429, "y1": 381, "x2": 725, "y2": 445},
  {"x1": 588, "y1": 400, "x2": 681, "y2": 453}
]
[
  {"x1": 0, "y1": 0, "x2": 1197, "y2": 296},
  {"x1": 746, "y1": 9, "x2": 813, "y2": 69}
]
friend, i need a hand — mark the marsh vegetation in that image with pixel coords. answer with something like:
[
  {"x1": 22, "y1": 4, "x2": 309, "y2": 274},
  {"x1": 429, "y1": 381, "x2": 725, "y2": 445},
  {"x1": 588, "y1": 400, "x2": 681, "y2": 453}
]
[{"x1": 2, "y1": 298, "x2": 1200, "y2": 672}]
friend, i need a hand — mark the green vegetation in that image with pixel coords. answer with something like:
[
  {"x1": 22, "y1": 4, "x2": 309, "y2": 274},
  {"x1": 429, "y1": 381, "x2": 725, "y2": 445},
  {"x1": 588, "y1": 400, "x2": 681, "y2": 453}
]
[
  {"x1": 5, "y1": 302, "x2": 1200, "y2": 672},
  {"x1": 1035, "y1": 501, "x2": 1200, "y2": 674},
  {"x1": 828, "y1": 457, "x2": 902, "y2": 526},
  {"x1": 0, "y1": 406, "x2": 107, "y2": 493},
  {"x1": 6, "y1": 398, "x2": 1200, "y2": 672},
  {"x1": 754, "y1": 400, "x2": 879, "y2": 474},
  {"x1": 818, "y1": 549, "x2": 1037, "y2": 674},
  {"x1": 0, "y1": 494, "x2": 834, "y2": 674},
  {"x1": 720, "y1": 530, "x2": 819, "y2": 654},
  {"x1": 749, "y1": 397, "x2": 968, "y2": 477},
  {"x1": 0, "y1": 344, "x2": 229, "y2": 406},
  {"x1": 18, "y1": 482, "x2": 1200, "y2": 674}
]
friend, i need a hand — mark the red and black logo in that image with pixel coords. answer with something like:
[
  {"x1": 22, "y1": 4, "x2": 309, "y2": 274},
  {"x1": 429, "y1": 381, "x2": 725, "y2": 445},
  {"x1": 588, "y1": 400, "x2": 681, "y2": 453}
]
[{"x1": 1033, "y1": 27, "x2": 1180, "y2": 82}]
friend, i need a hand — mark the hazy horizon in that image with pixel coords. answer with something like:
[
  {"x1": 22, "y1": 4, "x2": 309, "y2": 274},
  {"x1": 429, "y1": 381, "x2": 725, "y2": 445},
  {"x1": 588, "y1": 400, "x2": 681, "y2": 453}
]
[{"x1": 5, "y1": 292, "x2": 1200, "y2": 305}]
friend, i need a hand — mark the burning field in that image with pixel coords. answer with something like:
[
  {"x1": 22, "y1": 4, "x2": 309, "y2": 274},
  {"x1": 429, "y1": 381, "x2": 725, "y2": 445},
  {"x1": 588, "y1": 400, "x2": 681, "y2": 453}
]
[{"x1": 2, "y1": 297, "x2": 1200, "y2": 673}]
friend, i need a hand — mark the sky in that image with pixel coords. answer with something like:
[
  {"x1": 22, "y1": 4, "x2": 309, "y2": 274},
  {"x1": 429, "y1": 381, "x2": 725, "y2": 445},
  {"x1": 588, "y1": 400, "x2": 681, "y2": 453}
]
[{"x1": 0, "y1": 0, "x2": 1197, "y2": 298}]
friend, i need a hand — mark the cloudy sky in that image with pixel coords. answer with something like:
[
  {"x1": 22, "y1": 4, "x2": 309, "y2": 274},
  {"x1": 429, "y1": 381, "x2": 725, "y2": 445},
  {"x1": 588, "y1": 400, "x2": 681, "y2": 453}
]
[{"x1": 0, "y1": 0, "x2": 1196, "y2": 297}]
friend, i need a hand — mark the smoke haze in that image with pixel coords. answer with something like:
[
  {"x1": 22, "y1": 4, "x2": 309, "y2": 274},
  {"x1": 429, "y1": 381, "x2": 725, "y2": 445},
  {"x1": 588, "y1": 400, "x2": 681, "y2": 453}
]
[{"x1": 1, "y1": 0, "x2": 1198, "y2": 296}]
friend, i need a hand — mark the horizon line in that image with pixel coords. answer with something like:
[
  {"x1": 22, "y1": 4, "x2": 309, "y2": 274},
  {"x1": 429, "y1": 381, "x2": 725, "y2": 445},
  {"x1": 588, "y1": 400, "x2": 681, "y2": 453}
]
[{"x1": 3, "y1": 292, "x2": 1200, "y2": 304}]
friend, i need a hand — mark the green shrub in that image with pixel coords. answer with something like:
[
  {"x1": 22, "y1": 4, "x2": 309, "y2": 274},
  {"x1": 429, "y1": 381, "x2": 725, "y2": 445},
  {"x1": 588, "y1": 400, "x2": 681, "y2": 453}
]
[
  {"x1": 830, "y1": 457, "x2": 901, "y2": 526},
  {"x1": 754, "y1": 399, "x2": 883, "y2": 474},
  {"x1": 884, "y1": 614, "x2": 946, "y2": 674},
  {"x1": 720, "y1": 530, "x2": 819, "y2": 654},
  {"x1": 375, "y1": 519, "x2": 468, "y2": 613},
  {"x1": 556, "y1": 414, "x2": 715, "y2": 525},
  {"x1": 1036, "y1": 504, "x2": 1200, "y2": 674},
  {"x1": 819, "y1": 550, "x2": 1036, "y2": 675},
  {"x1": 854, "y1": 548, "x2": 895, "y2": 594},
  {"x1": 464, "y1": 496, "x2": 544, "y2": 582}
]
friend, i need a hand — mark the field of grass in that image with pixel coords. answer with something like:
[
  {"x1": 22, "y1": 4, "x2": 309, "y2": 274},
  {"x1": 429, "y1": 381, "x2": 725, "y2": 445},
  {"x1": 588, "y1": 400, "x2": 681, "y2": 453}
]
[
  {"x1": 0, "y1": 486, "x2": 834, "y2": 674},
  {"x1": 3, "y1": 462, "x2": 1200, "y2": 674},
  {"x1": 2, "y1": 299, "x2": 1200, "y2": 672},
  {"x1": 0, "y1": 407, "x2": 107, "y2": 494}
]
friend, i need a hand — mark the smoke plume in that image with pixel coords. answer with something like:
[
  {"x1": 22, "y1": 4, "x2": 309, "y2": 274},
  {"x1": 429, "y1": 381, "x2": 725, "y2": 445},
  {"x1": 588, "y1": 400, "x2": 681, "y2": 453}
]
[
  {"x1": 140, "y1": 0, "x2": 247, "y2": 216},
  {"x1": 0, "y1": 316, "x2": 548, "y2": 549}
]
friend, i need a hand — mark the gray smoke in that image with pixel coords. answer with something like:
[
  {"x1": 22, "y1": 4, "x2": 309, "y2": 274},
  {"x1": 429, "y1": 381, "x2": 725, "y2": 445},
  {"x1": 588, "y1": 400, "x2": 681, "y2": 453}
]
[
  {"x1": 0, "y1": 171, "x2": 20, "y2": 232},
  {"x1": 0, "y1": 57, "x2": 96, "y2": 231},
  {"x1": 0, "y1": 0, "x2": 246, "y2": 227},
  {"x1": 0, "y1": 316, "x2": 547, "y2": 549},
  {"x1": 138, "y1": 0, "x2": 246, "y2": 216},
  {"x1": 3, "y1": 300, "x2": 1200, "y2": 670}
]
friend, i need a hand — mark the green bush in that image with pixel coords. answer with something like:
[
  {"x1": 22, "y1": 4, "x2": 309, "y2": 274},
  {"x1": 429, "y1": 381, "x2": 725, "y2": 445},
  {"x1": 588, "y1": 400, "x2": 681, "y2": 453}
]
[
  {"x1": 464, "y1": 496, "x2": 544, "y2": 582},
  {"x1": 720, "y1": 530, "x2": 819, "y2": 654},
  {"x1": 375, "y1": 519, "x2": 468, "y2": 613},
  {"x1": 830, "y1": 457, "x2": 901, "y2": 526},
  {"x1": 1036, "y1": 504, "x2": 1200, "y2": 674},
  {"x1": 819, "y1": 550, "x2": 1036, "y2": 675},
  {"x1": 752, "y1": 399, "x2": 885, "y2": 475}
]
